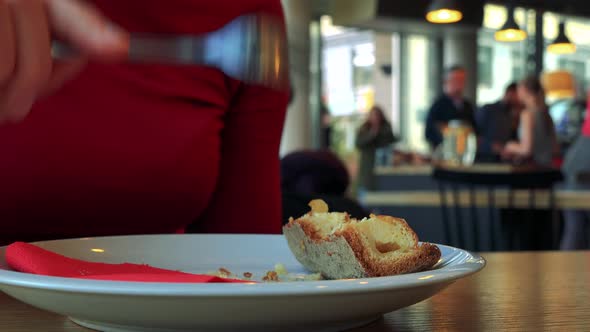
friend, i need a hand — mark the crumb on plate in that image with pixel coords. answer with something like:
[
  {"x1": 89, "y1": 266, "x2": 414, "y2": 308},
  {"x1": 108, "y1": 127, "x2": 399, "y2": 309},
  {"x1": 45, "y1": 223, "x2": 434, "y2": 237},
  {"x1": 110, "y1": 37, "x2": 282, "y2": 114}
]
[
  {"x1": 217, "y1": 268, "x2": 234, "y2": 278},
  {"x1": 262, "y1": 271, "x2": 280, "y2": 282},
  {"x1": 274, "y1": 263, "x2": 288, "y2": 275}
]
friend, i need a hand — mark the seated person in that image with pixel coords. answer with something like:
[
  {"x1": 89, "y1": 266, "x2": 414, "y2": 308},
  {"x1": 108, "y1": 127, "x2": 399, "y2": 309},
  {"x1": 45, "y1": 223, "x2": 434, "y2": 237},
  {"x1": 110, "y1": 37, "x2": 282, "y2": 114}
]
[
  {"x1": 425, "y1": 65, "x2": 477, "y2": 150},
  {"x1": 502, "y1": 76, "x2": 559, "y2": 166},
  {"x1": 280, "y1": 150, "x2": 368, "y2": 223},
  {"x1": 476, "y1": 82, "x2": 521, "y2": 162}
]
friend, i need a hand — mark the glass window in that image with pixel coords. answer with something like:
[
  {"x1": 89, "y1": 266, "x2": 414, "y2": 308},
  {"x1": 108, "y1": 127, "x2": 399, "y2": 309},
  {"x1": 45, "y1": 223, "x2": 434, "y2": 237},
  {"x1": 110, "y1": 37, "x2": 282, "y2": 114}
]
[
  {"x1": 478, "y1": 45, "x2": 493, "y2": 87},
  {"x1": 402, "y1": 35, "x2": 438, "y2": 153},
  {"x1": 477, "y1": 5, "x2": 532, "y2": 105},
  {"x1": 558, "y1": 59, "x2": 588, "y2": 92},
  {"x1": 511, "y1": 49, "x2": 525, "y2": 82},
  {"x1": 352, "y1": 43, "x2": 376, "y2": 112},
  {"x1": 323, "y1": 46, "x2": 355, "y2": 116}
]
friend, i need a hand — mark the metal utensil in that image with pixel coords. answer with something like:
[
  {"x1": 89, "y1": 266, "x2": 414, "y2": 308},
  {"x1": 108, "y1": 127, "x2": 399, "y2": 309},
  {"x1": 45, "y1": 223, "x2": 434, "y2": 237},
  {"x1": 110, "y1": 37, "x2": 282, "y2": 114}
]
[{"x1": 52, "y1": 13, "x2": 290, "y2": 91}]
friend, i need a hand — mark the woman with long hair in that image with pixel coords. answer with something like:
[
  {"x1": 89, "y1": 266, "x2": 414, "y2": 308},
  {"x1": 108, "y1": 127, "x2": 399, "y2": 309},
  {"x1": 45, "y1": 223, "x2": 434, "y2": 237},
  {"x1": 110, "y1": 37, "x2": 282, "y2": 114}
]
[
  {"x1": 355, "y1": 106, "x2": 396, "y2": 191},
  {"x1": 502, "y1": 76, "x2": 559, "y2": 166}
]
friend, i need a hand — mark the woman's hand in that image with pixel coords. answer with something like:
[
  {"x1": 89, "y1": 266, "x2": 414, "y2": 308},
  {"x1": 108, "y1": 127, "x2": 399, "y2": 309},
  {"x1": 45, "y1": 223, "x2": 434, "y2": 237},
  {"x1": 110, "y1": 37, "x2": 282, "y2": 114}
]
[
  {"x1": 491, "y1": 142, "x2": 504, "y2": 155},
  {"x1": 0, "y1": 0, "x2": 129, "y2": 123},
  {"x1": 501, "y1": 142, "x2": 519, "y2": 160},
  {"x1": 500, "y1": 148, "x2": 512, "y2": 161}
]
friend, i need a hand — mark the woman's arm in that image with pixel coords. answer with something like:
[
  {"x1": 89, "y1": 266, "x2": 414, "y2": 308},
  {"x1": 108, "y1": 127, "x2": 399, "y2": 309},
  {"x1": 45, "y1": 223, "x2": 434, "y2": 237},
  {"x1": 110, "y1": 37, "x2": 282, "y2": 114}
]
[
  {"x1": 425, "y1": 99, "x2": 444, "y2": 147},
  {"x1": 188, "y1": 0, "x2": 288, "y2": 234},
  {"x1": 192, "y1": 83, "x2": 289, "y2": 234},
  {"x1": 504, "y1": 110, "x2": 534, "y2": 158},
  {"x1": 550, "y1": 120, "x2": 561, "y2": 156},
  {"x1": 0, "y1": 0, "x2": 128, "y2": 122}
]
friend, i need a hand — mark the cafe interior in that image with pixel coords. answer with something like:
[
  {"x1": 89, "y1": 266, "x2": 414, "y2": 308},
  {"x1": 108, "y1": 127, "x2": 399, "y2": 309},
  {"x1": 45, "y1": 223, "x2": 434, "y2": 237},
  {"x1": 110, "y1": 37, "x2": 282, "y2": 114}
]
[
  {"x1": 3, "y1": 0, "x2": 590, "y2": 331},
  {"x1": 282, "y1": 0, "x2": 590, "y2": 252}
]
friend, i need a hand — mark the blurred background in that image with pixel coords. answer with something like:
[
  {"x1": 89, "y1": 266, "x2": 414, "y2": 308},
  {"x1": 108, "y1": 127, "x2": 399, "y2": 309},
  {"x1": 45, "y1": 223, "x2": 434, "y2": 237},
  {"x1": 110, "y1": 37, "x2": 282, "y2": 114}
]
[
  {"x1": 279, "y1": 0, "x2": 590, "y2": 251},
  {"x1": 282, "y1": 0, "x2": 587, "y2": 166}
]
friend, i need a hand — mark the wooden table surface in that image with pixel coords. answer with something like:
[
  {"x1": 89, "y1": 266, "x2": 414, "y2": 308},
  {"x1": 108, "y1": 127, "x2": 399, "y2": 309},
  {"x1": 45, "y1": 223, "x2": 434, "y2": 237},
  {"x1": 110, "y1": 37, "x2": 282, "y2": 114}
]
[{"x1": 2, "y1": 251, "x2": 589, "y2": 331}]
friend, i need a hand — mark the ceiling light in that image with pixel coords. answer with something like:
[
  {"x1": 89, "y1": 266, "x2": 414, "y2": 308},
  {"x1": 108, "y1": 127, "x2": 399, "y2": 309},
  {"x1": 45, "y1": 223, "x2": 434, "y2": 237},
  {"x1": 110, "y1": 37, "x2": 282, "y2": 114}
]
[
  {"x1": 548, "y1": 21, "x2": 576, "y2": 54},
  {"x1": 495, "y1": 5, "x2": 527, "y2": 42},
  {"x1": 426, "y1": 0, "x2": 463, "y2": 24}
]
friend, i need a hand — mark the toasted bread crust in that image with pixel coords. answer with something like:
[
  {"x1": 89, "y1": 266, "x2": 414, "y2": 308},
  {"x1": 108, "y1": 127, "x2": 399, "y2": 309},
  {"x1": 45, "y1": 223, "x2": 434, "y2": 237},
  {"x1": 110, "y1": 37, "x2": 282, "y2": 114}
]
[
  {"x1": 283, "y1": 212, "x2": 441, "y2": 279},
  {"x1": 296, "y1": 217, "x2": 325, "y2": 242},
  {"x1": 340, "y1": 226, "x2": 441, "y2": 277},
  {"x1": 368, "y1": 215, "x2": 420, "y2": 245},
  {"x1": 283, "y1": 222, "x2": 368, "y2": 279}
]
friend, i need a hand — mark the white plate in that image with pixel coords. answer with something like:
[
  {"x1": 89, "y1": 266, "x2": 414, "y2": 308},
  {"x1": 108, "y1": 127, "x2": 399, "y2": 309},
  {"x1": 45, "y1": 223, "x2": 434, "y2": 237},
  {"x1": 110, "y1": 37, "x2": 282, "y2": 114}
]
[{"x1": 0, "y1": 235, "x2": 485, "y2": 332}]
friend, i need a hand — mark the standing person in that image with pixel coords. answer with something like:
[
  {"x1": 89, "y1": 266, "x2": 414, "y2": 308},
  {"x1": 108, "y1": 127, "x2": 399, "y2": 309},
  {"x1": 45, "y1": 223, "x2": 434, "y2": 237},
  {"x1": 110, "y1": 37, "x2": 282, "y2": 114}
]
[
  {"x1": 0, "y1": 0, "x2": 289, "y2": 244},
  {"x1": 425, "y1": 65, "x2": 477, "y2": 150},
  {"x1": 355, "y1": 106, "x2": 396, "y2": 191},
  {"x1": 476, "y1": 82, "x2": 521, "y2": 162},
  {"x1": 320, "y1": 103, "x2": 332, "y2": 149},
  {"x1": 561, "y1": 89, "x2": 590, "y2": 250},
  {"x1": 502, "y1": 76, "x2": 559, "y2": 166}
]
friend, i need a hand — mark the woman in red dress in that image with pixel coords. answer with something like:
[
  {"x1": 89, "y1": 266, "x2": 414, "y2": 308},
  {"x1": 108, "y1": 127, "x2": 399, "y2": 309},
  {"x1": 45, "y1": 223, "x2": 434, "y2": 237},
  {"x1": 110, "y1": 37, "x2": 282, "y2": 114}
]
[{"x1": 0, "y1": 0, "x2": 289, "y2": 243}]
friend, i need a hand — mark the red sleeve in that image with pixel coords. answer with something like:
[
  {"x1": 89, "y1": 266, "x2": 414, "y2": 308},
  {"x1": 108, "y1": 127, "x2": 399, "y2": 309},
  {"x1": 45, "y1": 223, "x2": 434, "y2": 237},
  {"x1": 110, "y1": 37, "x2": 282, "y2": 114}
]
[
  {"x1": 192, "y1": 83, "x2": 288, "y2": 234},
  {"x1": 186, "y1": 0, "x2": 289, "y2": 234},
  {"x1": 583, "y1": 92, "x2": 590, "y2": 137}
]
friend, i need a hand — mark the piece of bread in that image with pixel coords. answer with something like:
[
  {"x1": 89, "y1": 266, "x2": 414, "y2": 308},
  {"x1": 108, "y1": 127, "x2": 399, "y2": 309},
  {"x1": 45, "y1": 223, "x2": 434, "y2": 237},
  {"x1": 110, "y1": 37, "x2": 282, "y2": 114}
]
[{"x1": 283, "y1": 199, "x2": 441, "y2": 279}]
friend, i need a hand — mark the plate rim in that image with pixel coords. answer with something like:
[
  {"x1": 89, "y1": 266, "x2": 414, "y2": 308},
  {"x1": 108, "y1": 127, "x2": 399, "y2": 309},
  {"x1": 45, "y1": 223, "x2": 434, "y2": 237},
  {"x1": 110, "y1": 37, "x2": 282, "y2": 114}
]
[{"x1": 0, "y1": 234, "x2": 486, "y2": 297}]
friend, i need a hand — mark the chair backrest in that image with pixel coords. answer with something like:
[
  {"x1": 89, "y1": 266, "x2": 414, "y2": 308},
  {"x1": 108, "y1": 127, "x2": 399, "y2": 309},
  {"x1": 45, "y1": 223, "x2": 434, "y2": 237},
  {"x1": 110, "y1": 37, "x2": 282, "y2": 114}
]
[
  {"x1": 432, "y1": 167, "x2": 563, "y2": 252},
  {"x1": 576, "y1": 172, "x2": 590, "y2": 185}
]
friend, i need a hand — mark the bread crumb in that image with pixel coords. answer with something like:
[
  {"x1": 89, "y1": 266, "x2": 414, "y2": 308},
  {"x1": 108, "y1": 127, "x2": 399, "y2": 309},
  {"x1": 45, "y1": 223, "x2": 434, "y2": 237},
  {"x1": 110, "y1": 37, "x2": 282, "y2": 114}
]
[
  {"x1": 285, "y1": 273, "x2": 324, "y2": 282},
  {"x1": 274, "y1": 263, "x2": 288, "y2": 275},
  {"x1": 262, "y1": 271, "x2": 279, "y2": 282},
  {"x1": 309, "y1": 199, "x2": 329, "y2": 213},
  {"x1": 218, "y1": 268, "x2": 232, "y2": 278},
  {"x1": 209, "y1": 266, "x2": 321, "y2": 282}
]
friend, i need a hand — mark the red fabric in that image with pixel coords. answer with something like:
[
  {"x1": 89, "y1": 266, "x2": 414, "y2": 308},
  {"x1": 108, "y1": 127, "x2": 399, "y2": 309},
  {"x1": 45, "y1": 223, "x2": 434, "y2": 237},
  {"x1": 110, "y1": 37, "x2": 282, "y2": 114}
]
[
  {"x1": 6, "y1": 242, "x2": 249, "y2": 283},
  {"x1": 583, "y1": 94, "x2": 590, "y2": 137},
  {"x1": 0, "y1": 0, "x2": 288, "y2": 241}
]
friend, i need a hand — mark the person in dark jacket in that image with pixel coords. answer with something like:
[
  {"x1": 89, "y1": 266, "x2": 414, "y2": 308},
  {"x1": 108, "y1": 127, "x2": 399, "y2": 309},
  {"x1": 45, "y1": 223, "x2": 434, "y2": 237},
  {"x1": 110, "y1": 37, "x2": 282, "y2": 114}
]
[
  {"x1": 476, "y1": 82, "x2": 521, "y2": 162},
  {"x1": 281, "y1": 150, "x2": 349, "y2": 196},
  {"x1": 425, "y1": 65, "x2": 477, "y2": 149},
  {"x1": 280, "y1": 150, "x2": 368, "y2": 224},
  {"x1": 356, "y1": 106, "x2": 396, "y2": 191},
  {"x1": 320, "y1": 103, "x2": 333, "y2": 149}
]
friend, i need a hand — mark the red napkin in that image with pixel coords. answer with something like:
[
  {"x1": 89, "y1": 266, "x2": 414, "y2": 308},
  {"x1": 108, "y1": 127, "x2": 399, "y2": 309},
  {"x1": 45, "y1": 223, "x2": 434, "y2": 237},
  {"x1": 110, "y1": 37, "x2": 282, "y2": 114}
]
[{"x1": 5, "y1": 242, "x2": 251, "y2": 283}]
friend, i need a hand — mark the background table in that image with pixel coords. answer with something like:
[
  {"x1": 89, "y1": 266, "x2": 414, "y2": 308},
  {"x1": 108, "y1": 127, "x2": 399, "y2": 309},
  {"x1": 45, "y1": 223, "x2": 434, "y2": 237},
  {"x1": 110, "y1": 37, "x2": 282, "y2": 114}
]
[
  {"x1": 368, "y1": 165, "x2": 585, "y2": 251},
  {"x1": 1, "y1": 251, "x2": 589, "y2": 331}
]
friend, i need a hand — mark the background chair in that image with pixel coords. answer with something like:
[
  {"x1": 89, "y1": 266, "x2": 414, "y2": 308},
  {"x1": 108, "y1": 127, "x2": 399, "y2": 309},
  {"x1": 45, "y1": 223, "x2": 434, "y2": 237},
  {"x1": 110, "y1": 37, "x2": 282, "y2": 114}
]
[{"x1": 433, "y1": 166, "x2": 563, "y2": 251}]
